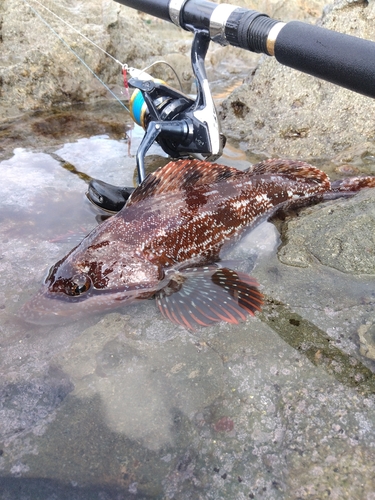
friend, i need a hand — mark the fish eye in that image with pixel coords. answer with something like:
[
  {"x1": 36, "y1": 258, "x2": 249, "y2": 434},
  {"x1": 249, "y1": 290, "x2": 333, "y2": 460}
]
[{"x1": 65, "y1": 274, "x2": 91, "y2": 296}]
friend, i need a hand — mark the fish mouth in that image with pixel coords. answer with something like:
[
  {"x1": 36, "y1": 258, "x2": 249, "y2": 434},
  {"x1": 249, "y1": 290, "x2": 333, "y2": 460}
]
[{"x1": 19, "y1": 288, "x2": 137, "y2": 325}]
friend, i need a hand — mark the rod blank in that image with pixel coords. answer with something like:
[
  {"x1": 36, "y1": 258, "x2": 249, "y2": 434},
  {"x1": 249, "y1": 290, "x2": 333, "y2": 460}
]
[{"x1": 115, "y1": 0, "x2": 375, "y2": 98}]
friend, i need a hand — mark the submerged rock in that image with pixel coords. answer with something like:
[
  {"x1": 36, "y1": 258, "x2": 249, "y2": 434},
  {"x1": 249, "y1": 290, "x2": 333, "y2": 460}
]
[{"x1": 278, "y1": 189, "x2": 375, "y2": 274}]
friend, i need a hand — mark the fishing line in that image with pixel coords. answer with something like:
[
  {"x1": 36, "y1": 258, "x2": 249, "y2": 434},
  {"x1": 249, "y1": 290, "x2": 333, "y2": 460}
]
[
  {"x1": 141, "y1": 60, "x2": 183, "y2": 91},
  {"x1": 24, "y1": 0, "x2": 125, "y2": 68},
  {"x1": 21, "y1": 0, "x2": 130, "y2": 112},
  {"x1": 21, "y1": 0, "x2": 185, "y2": 111},
  {"x1": 25, "y1": 0, "x2": 184, "y2": 90}
]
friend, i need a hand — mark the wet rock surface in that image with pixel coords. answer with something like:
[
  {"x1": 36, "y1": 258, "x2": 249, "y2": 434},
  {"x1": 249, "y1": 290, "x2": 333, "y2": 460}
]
[
  {"x1": 1, "y1": 125, "x2": 375, "y2": 498},
  {"x1": 278, "y1": 189, "x2": 375, "y2": 274}
]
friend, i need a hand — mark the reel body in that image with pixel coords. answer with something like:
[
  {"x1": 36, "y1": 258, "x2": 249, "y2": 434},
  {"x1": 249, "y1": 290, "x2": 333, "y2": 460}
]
[{"x1": 128, "y1": 30, "x2": 226, "y2": 183}]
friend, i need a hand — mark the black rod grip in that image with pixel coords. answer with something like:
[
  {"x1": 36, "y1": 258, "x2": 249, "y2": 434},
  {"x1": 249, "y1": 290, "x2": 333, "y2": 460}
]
[
  {"x1": 274, "y1": 21, "x2": 375, "y2": 98},
  {"x1": 115, "y1": 0, "x2": 171, "y2": 21}
]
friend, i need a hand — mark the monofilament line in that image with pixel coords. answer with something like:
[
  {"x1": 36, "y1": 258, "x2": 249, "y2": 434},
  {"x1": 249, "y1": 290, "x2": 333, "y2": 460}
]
[
  {"x1": 25, "y1": 0, "x2": 125, "y2": 68},
  {"x1": 21, "y1": 0, "x2": 129, "y2": 112}
]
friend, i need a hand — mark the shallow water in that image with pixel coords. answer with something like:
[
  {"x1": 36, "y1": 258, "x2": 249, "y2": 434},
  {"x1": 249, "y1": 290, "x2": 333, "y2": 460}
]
[{"x1": 1, "y1": 104, "x2": 375, "y2": 500}]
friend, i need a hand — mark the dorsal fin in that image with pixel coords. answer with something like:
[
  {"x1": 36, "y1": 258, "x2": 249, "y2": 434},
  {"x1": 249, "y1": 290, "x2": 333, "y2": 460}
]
[
  {"x1": 248, "y1": 158, "x2": 330, "y2": 186},
  {"x1": 126, "y1": 159, "x2": 241, "y2": 207}
]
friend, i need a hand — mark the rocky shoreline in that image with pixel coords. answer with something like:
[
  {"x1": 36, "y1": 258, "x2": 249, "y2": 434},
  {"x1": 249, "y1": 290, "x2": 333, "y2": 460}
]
[
  {"x1": 1, "y1": 0, "x2": 374, "y2": 307},
  {"x1": 1, "y1": 0, "x2": 375, "y2": 161}
]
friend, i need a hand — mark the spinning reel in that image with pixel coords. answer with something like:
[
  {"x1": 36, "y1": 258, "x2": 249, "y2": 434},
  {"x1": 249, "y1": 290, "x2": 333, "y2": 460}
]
[{"x1": 88, "y1": 30, "x2": 225, "y2": 212}]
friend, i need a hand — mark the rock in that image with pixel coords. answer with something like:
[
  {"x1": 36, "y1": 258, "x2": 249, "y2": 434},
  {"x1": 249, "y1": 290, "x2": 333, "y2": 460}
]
[
  {"x1": 278, "y1": 189, "x2": 375, "y2": 274},
  {"x1": 57, "y1": 313, "x2": 225, "y2": 451},
  {"x1": 0, "y1": 0, "x2": 163, "y2": 118},
  {"x1": 220, "y1": 0, "x2": 375, "y2": 161},
  {"x1": 0, "y1": 366, "x2": 73, "y2": 442}
]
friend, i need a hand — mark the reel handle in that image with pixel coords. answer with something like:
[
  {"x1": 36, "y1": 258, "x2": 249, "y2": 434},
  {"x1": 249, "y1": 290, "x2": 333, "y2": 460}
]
[{"x1": 115, "y1": 0, "x2": 375, "y2": 99}]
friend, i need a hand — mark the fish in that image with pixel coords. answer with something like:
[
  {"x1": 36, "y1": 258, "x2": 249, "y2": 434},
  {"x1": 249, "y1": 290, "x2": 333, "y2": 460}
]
[{"x1": 21, "y1": 158, "x2": 375, "y2": 329}]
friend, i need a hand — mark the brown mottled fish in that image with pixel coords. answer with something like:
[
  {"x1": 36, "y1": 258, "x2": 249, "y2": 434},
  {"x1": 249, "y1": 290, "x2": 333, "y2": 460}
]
[{"x1": 21, "y1": 158, "x2": 375, "y2": 329}]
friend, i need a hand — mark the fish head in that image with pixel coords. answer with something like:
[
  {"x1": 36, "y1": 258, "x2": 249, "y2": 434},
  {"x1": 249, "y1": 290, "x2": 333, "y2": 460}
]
[{"x1": 21, "y1": 235, "x2": 162, "y2": 324}]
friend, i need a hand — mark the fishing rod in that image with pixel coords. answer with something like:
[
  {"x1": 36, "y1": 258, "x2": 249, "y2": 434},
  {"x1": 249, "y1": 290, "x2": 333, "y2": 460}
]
[
  {"x1": 115, "y1": 0, "x2": 375, "y2": 98},
  {"x1": 87, "y1": 0, "x2": 375, "y2": 212},
  {"x1": 22, "y1": 0, "x2": 202, "y2": 211}
]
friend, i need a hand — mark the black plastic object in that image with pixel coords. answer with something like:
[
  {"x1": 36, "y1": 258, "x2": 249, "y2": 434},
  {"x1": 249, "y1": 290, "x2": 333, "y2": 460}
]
[
  {"x1": 129, "y1": 30, "x2": 224, "y2": 183},
  {"x1": 182, "y1": 0, "x2": 216, "y2": 30},
  {"x1": 274, "y1": 21, "x2": 375, "y2": 98},
  {"x1": 87, "y1": 179, "x2": 134, "y2": 212},
  {"x1": 224, "y1": 9, "x2": 277, "y2": 53}
]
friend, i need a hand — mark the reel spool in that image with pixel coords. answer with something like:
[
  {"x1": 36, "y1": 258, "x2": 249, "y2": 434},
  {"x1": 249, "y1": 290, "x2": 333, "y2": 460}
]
[{"x1": 129, "y1": 78, "x2": 170, "y2": 129}]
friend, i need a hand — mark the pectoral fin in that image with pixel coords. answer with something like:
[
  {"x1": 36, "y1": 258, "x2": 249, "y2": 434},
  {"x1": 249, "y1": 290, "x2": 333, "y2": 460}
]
[{"x1": 156, "y1": 266, "x2": 263, "y2": 330}]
